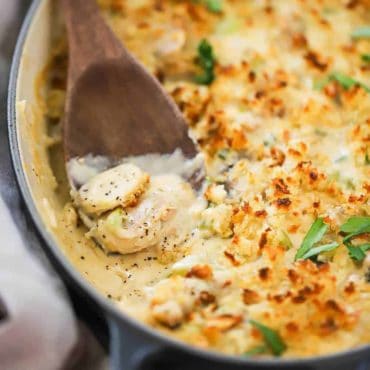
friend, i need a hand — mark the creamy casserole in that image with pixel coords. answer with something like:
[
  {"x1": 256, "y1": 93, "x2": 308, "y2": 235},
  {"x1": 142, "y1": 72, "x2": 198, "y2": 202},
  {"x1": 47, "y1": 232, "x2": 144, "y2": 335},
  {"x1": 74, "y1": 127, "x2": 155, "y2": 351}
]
[{"x1": 41, "y1": 0, "x2": 370, "y2": 358}]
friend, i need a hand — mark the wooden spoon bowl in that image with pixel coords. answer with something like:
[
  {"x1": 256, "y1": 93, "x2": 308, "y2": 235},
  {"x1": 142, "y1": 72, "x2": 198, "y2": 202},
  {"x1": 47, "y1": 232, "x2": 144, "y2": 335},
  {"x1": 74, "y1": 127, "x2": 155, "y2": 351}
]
[{"x1": 61, "y1": 0, "x2": 197, "y2": 162}]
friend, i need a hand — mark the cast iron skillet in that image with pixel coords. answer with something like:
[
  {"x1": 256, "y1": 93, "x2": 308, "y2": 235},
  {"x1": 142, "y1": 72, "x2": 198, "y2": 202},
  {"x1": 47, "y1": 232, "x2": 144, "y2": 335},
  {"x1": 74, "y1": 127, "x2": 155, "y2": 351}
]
[{"x1": 7, "y1": 1, "x2": 370, "y2": 369}]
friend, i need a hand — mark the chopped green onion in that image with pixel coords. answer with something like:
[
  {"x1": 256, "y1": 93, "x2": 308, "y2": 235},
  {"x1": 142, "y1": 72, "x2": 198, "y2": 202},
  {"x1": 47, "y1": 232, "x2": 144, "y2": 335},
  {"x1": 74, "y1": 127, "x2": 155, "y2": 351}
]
[
  {"x1": 204, "y1": 0, "x2": 223, "y2": 12},
  {"x1": 334, "y1": 155, "x2": 348, "y2": 163},
  {"x1": 199, "y1": 221, "x2": 211, "y2": 230},
  {"x1": 365, "y1": 152, "x2": 370, "y2": 165},
  {"x1": 314, "y1": 128, "x2": 328, "y2": 137},
  {"x1": 295, "y1": 218, "x2": 328, "y2": 260},
  {"x1": 340, "y1": 217, "x2": 370, "y2": 261},
  {"x1": 244, "y1": 345, "x2": 268, "y2": 356},
  {"x1": 361, "y1": 54, "x2": 370, "y2": 63},
  {"x1": 195, "y1": 39, "x2": 216, "y2": 85},
  {"x1": 340, "y1": 216, "x2": 370, "y2": 242},
  {"x1": 314, "y1": 76, "x2": 331, "y2": 91},
  {"x1": 328, "y1": 171, "x2": 340, "y2": 182},
  {"x1": 345, "y1": 179, "x2": 356, "y2": 190},
  {"x1": 205, "y1": 176, "x2": 213, "y2": 184},
  {"x1": 322, "y1": 7, "x2": 336, "y2": 15},
  {"x1": 358, "y1": 243, "x2": 370, "y2": 252},
  {"x1": 300, "y1": 242, "x2": 339, "y2": 260},
  {"x1": 279, "y1": 230, "x2": 293, "y2": 250},
  {"x1": 365, "y1": 268, "x2": 370, "y2": 282},
  {"x1": 352, "y1": 26, "x2": 370, "y2": 39},
  {"x1": 249, "y1": 320, "x2": 287, "y2": 356},
  {"x1": 347, "y1": 245, "x2": 365, "y2": 261},
  {"x1": 330, "y1": 72, "x2": 357, "y2": 90},
  {"x1": 315, "y1": 71, "x2": 370, "y2": 93},
  {"x1": 107, "y1": 208, "x2": 126, "y2": 228},
  {"x1": 193, "y1": 0, "x2": 223, "y2": 13},
  {"x1": 217, "y1": 148, "x2": 230, "y2": 160}
]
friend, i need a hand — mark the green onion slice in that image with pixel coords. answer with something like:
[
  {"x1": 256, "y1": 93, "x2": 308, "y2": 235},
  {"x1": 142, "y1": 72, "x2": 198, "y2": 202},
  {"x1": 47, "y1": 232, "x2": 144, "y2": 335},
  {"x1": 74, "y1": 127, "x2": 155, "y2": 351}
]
[
  {"x1": 295, "y1": 218, "x2": 328, "y2": 260},
  {"x1": 195, "y1": 39, "x2": 216, "y2": 85},
  {"x1": 204, "y1": 0, "x2": 223, "y2": 12},
  {"x1": 244, "y1": 345, "x2": 268, "y2": 356},
  {"x1": 301, "y1": 242, "x2": 339, "y2": 260},
  {"x1": 340, "y1": 217, "x2": 370, "y2": 261},
  {"x1": 249, "y1": 320, "x2": 287, "y2": 356},
  {"x1": 352, "y1": 27, "x2": 370, "y2": 39}
]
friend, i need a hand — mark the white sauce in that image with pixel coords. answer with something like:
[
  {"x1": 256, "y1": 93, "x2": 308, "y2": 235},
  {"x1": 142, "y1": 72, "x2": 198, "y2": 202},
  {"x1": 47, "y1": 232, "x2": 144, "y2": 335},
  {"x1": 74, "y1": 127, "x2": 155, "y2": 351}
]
[{"x1": 68, "y1": 149, "x2": 204, "y2": 187}]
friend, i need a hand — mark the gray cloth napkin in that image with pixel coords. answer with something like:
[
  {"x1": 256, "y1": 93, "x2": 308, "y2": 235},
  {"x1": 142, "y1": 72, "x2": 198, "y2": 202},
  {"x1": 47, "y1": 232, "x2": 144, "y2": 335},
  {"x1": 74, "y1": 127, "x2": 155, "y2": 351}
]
[{"x1": 0, "y1": 197, "x2": 78, "y2": 370}]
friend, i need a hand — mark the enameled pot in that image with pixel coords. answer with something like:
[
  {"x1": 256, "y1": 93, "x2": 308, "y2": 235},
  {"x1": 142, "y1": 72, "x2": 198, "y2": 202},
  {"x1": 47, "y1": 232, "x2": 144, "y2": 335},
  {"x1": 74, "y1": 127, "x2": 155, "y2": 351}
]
[{"x1": 7, "y1": 1, "x2": 370, "y2": 369}]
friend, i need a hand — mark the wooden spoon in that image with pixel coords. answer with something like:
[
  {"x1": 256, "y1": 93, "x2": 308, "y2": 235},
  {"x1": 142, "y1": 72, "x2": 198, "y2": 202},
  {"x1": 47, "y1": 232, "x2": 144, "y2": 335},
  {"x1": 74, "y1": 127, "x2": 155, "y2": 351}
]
[{"x1": 61, "y1": 0, "x2": 197, "y2": 164}]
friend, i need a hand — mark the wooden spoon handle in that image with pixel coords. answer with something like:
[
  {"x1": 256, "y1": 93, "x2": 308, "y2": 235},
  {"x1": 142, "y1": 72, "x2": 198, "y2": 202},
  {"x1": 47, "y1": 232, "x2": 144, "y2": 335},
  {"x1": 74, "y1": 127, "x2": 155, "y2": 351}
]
[{"x1": 60, "y1": 0, "x2": 124, "y2": 85}]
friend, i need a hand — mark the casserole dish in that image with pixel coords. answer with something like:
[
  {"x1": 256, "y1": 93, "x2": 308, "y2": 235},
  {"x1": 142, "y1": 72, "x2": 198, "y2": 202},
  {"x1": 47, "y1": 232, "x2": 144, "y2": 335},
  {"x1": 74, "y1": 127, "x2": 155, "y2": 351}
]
[{"x1": 7, "y1": 1, "x2": 370, "y2": 369}]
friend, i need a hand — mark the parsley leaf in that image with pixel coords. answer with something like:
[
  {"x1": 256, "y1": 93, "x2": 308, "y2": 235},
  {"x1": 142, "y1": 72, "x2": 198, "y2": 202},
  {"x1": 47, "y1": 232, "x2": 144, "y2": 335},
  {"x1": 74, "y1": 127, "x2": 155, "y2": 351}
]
[
  {"x1": 366, "y1": 152, "x2": 370, "y2": 165},
  {"x1": 301, "y1": 242, "x2": 339, "y2": 260},
  {"x1": 195, "y1": 39, "x2": 216, "y2": 85},
  {"x1": 295, "y1": 218, "x2": 328, "y2": 260},
  {"x1": 249, "y1": 320, "x2": 287, "y2": 356},
  {"x1": 362, "y1": 54, "x2": 370, "y2": 63},
  {"x1": 352, "y1": 26, "x2": 370, "y2": 39},
  {"x1": 244, "y1": 345, "x2": 268, "y2": 356}
]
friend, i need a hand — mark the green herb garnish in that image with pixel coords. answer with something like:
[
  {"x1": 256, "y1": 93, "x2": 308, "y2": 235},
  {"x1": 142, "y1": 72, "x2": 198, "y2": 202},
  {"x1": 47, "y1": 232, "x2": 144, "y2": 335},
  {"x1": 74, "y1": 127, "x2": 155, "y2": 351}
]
[
  {"x1": 314, "y1": 76, "x2": 331, "y2": 91},
  {"x1": 365, "y1": 152, "x2": 370, "y2": 165},
  {"x1": 107, "y1": 208, "x2": 126, "y2": 228},
  {"x1": 334, "y1": 155, "x2": 348, "y2": 163},
  {"x1": 279, "y1": 230, "x2": 293, "y2": 250},
  {"x1": 195, "y1": 39, "x2": 216, "y2": 85},
  {"x1": 204, "y1": 0, "x2": 222, "y2": 12},
  {"x1": 345, "y1": 179, "x2": 356, "y2": 190},
  {"x1": 244, "y1": 345, "x2": 268, "y2": 356},
  {"x1": 330, "y1": 72, "x2": 357, "y2": 89},
  {"x1": 315, "y1": 73, "x2": 370, "y2": 93},
  {"x1": 205, "y1": 176, "x2": 213, "y2": 184},
  {"x1": 295, "y1": 218, "x2": 328, "y2": 260},
  {"x1": 340, "y1": 217, "x2": 370, "y2": 262},
  {"x1": 361, "y1": 54, "x2": 370, "y2": 63},
  {"x1": 300, "y1": 242, "x2": 339, "y2": 260},
  {"x1": 193, "y1": 0, "x2": 223, "y2": 13},
  {"x1": 365, "y1": 268, "x2": 370, "y2": 282},
  {"x1": 314, "y1": 128, "x2": 328, "y2": 137},
  {"x1": 352, "y1": 26, "x2": 370, "y2": 39},
  {"x1": 329, "y1": 72, "x2": 370, "y2": 93},
  {"x1": 249, "y1": 320, "x2": 287, "y2": 356},
  {"x1": 340, "y1": 216, "x2": 370, "y2": 241},
  {"x1": 346, "y1": 244, "x2": 370, "y2": 262},
  {"x1": 217, "y1": 148, "x2": 230, "y2": 160}
]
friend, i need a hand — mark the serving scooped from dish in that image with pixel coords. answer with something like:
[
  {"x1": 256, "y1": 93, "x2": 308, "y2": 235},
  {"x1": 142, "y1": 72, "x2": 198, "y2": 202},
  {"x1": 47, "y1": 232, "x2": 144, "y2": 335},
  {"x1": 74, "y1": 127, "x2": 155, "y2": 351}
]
[{"x1": 41, "y1": 0, "x2": 370, "y2": 358}]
